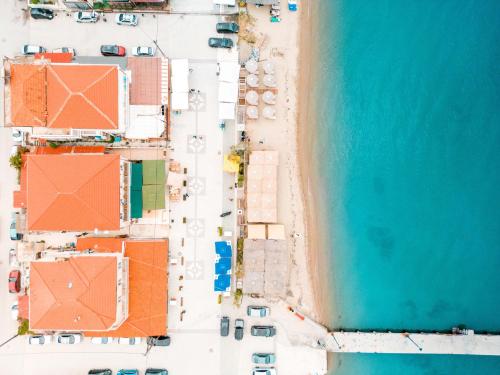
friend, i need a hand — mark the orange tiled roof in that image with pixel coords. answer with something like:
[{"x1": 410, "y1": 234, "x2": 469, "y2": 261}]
[
  {"x1": 10, "y1": 64, "x2": 47, "y2": 126},
  {"x1": 79, "y1": 238, "x2": 168, "y2": 337},
  {"x1": 30, "y1": 256, "x2": 118, "y2": 331},
  {"x1": 35, "y1": 52, "x2": 73, "y2": 63},
  {"x1": 10, "y1": 63, "x2": 119, "y2": 129},
  {"x1": 26, "y1": 154, "x2": 121, "y2": 231}
]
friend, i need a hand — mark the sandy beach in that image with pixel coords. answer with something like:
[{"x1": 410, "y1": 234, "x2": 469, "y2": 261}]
[{"x1": 242, "y1": 0, "x2": 325, "y2": 323}]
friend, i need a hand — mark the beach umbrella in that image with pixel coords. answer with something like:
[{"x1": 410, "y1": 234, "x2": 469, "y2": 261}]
[
  {"x1": 246, "y1": 106, "x2": 259, "y2": 119},
  {"x1": 263, "y1": 74, "x2": 277, "y2": 87},
  {"x1": 245, "y1": 90, "x2": 259, "y2": 105},
  {"x1": 215, "y1": 241, "x2": 232, "y2": 257},
  {"x1": 215, "y1": 257, "x2": 232, "y2": 274},
  {"x1": 263, "y1": 106, "x2": 276, "y2": 120},
  {"x1": 246, "y1": 74, "x2": 259, "y2": 87},
  {"x1": 245, "y1": 59, "x2": 258, "y2": 74},
  {"x1": 262, "y1": 60, "x2": 275, "y2": 74},
  {"x1": 262, "y1": 90, "x2": 276, "y2": 104}
]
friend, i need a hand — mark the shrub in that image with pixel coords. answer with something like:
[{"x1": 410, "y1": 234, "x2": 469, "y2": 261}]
[{"x1": 18, "y1": 320, "x2": 32, "y2": 335}]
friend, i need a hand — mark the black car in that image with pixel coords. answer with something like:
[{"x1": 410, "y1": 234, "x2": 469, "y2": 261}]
[
  {"x1": 216, "y1": 22, "x2": 239, "y2": 34},
  {"x1": 147, "y1": 335, "x2": 171, "y2": 346},
  {"x1": 145, "y1": 369, "x2": 168, "y2": 375},
  {"x1": 220, "y1": 316, "x2": 230, "y2": 336},
  {"x1": 88, "y1": 370, "x2": 112, "y2": 375},
  {"x1": 235, "y1": 319, "x2": 244, "y2": 341},
  {"x1": 30, "y1": 8, "x2": 54, "y2": 20},
  {"x1": 220, "y1": 211, "x2": 232, "y2": 217},
  {"x1": 208, "y1": 38, "x2": 234, "y2": 49}
]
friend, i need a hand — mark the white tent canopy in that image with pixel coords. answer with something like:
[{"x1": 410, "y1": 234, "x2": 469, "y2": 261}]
[
  {"x1": 245, "y1": 59, "x2": 258, "y2": 74},
  {"x1": 263, "y1": 74, "x2": 277, "y2": 87},
  {"x1": 171, "y1": 59, "x2": 189, "y2": 110},
  {"x1": 219, "y1": 102, "x2": 235, "y2": 120},
  {"x1": 263, "y1": 106, "x2": 276, "y2": 119},
  {"x1": 245, "y1": 90, "x2": 259, "y2": 105},
  {"x1": 262, "y1": 90, "x2": 276, "y2": 104},
  {"x1": 263, "y1": 60, "x2": 275, "y2": 74},
  {"x1": 219, "y1": 61, "x2": 240, "y2": 83},
  {"x1": 246, "y1": 106, "x2": 259, "y2": 119},
  {"x1": 213, "y1": 0, "x2": 236, "y2": 4},
  {"x1": 218, "y1": 81, "x2": 238, "y2": 103},
  {"x1": 171, "y1": 92, "x2": 189, "y2": 110},
  {"x1": 246, "y1": 74, "x2": 259, "y2": 87}
]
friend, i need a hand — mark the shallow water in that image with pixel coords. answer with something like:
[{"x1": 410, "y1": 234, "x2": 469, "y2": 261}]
[{"x1": 309, "y1": 0, "x2": 500, "y2": 373}]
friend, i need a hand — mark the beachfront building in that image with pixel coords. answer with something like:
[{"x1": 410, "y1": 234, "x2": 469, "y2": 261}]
[
  {"x1": 13, "y1": 148, "x2": 132, "y2": 232},
  {"x1": 29, "y1": 252, "x2": 129, "y2": 332},
  {"x1": 5, "y1": 61, "x2": 130, "y2": 140}
]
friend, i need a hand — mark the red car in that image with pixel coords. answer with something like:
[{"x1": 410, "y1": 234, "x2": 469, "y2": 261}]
[
  {"x1": 8, "y1": 270, "x2": 21, "y2": 293},
  {"x1": 100, "y1": 44, "x2": 126, "y2": 57}
]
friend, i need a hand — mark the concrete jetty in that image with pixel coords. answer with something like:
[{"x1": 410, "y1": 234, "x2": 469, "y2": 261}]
[{"x1": 323, "y1": 330, "x2": 500, "y2": 355}]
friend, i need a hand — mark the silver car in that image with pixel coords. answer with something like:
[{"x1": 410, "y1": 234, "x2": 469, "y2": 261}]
[
  {"x1": 74, "y1": 11, "x2": 99, "y2": 23},
  {"x1": 56, "y1": 333, "x2": 82, "y2": 344},
  {"x1": 22, "y1": 45, "x2": 45, "y2": 55},
  {"x1": 252, "y1": 368, "x2": 276, "y2": 375},
  {"x1": 29, "y1": 335, "x2": 52, "y2": 345},
  {"x1": 115, "y1": 13, "x2": 138, "y2": 26}
]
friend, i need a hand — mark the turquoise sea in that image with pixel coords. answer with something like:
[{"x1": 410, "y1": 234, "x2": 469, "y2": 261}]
[{"x1": 307, "y1": 0, "x2": 500, "y2": 374}]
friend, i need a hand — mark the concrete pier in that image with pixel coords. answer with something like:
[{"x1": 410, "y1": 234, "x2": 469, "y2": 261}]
[{"x1": 323, "y1": 331, "x2": 500, "y2": 355}]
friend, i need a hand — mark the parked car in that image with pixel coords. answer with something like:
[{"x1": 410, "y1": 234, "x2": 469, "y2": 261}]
[
  {"x1": 57, "y1": 333, "x2": 82, "y2": 344},
  {"x1": 145, "y1": 369, "x2": 167, "y2": 375},
  {"x1": 208, "y1": 37, "x2": 233, "y2": 49},
  {"x1": 29, "y1": 335, "x2": 52, "y2": 345},
  {"x1": 132, "y1": 46, "x2": 156, "y2": 57},
  {"x1": 12, "y1": 129, "x2": 24, "y2": 145},
  {"x1": 247, "y1": 306, "x2": 270, "y2": 317},
  {"x1": 117, "y1": 337, "x2": 142, "y2": 345},
  {"x1": 115, "y1": 13, "x2": 138, "y2": 26},
  {"x1": 147, "y1": 335, "x2": 170, "y2": 346},
  {"x1": 11, "y1": 303, "x2": 19, "y2": 320},
  {"x1": 22, "y1": 45, "x2": 45, "y2": 55},
  {"x1": 100, "y1": 45, "x2": 126, "y2": 57},
  {"x1": 9, "y1": 248, "x2": 18, "y2": 267},
  {"x1": 117, "y1": 370, "x2": 138, "y2": 375},
  {"x1": 252, "y1": 353, "x2": 276, "y2": 365},
  {"x1": 10, "y1": 213, "x2": 22, "y2": 240},
  {"x1": 216, "y1": 22, "x2": 239, "y2": 33},
  {"x1": 220, "y1": 211, "x2": 232, "y2": 217},
  {"x1": 90, "y1": 337, "x2": 112, "y2": 344},
  {"x1": 8, "y1": 270, "x2": 21, "y2": 293},
  {"x1": 30, "y1": 8, "x2": 54, "y2": 20},
  {"x1": 52, "y1": 47, "x2": 76, "y2": 56},
  {"x1": 251, "y1": 325, "x2": 276, "y2": 337},
  {"x1": 220, "y1": 316, "x2": 230, "y2": 336},
  {"x1": 74, "y1": 11, "x2": 99, "y2": 23},
  {"x1": 88, "y1": 370, "x2": 112, "y2": 375},
  {"x1": 252, "y1": 368, "x2": 276, "y2": 375},
  {"x1": 234, "y1": 319, "x2": 244, "y2": 341}
]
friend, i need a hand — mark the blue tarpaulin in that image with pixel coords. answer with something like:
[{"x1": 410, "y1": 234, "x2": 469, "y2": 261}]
[
  {"x1": 215, "y1": 257, "x2": 232, "y2": 274},
  {"x1": 215, "y1": 241, "x2": 232, "y2": 257},
  {"x1": 214, "y1": 274, "x2": 231, "y2": 292}
]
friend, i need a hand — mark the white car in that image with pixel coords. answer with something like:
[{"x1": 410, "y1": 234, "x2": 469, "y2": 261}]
[
  {"x1": 247, "y1": 305, "x2": 270, "y2": 317},
  {"x1": 52, "y1": 47, "x2": 76, "y2": 56},
  {"x1": 56, "y1": 333, "x2": 82, "y2": 344},
  {"x1": 115, "y1": 13, "x2": 138, "y2": 26},
  {"x1": 29, "y1": 335, "x2": 52, "y2": 345},
  {"x1": 90, "y1": 337, "x2": 112, "y2": 344},
  {"x1": 22, "y1": 45, "x2": 45, "y2": 55},
  {"x1": 117, "y1": 337, "x2": 142, "y2": 345},
  {"x1": 252, "y1": 368, "x2": 277, "y2": 375},
  {"x1": 11, "y1": 303, "x2": 19, "y2": 320},
  {"x1": 74, "y1": 11, "x2": 99, "y2": 23},
  {"x1": 132, "y1": 46, "x2": 156, "y2": 57}
]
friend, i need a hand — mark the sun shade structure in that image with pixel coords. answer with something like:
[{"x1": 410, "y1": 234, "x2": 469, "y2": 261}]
[
  {"x1": 171, "y1": 59, "x2": 189, "y2": 110},
  {"x1": 10, "y1": 63, "x2": 124, "y2": 130},
  {"x1": 215, "y1": 241, "x2": 233, "y2": 257},
  {"x1": 77, "y1": 238, "x2": 168, "y2": 337},
  {"x1": 246, "y1": 151, "x2": 279, "y2": 223},
  {"x1": 25, "y1": 153, "x2": 121, "y2": 231},
  {"x1": 142, "y1": 160, "x2": 166, "y2": 210},
  {"x1": 214, "y1": 274, "x2": 231, "y2": 292},
  {"x1": 29, "y1": 253, "x2": 128, "y2": 331}
]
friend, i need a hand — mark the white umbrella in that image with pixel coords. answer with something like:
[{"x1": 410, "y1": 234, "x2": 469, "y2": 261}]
[
  {"x1": 263, "y1": 106, "x2": 276, "y2": 120},
  {"x1": 246, "y1": 106, "x2": 259, "y2": 119},
  {"x1": 262, "y1": 60, "x2": 275, "y2": 74},
  {"x1": 262, "y1": 90, "x2": 276, "y2": 104},
  {"x1": 245, "y1": 90, "x2": 259, "y2": 105},
  {"x1": 245, "y1": 59, "x2": 258, "y2": 74},
  {"x1": 263, "y1": 74, "x2": 276, "y2": 87},
  {"x1": 246, "y1": 74, "x2": 259, "y2": 87}
]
